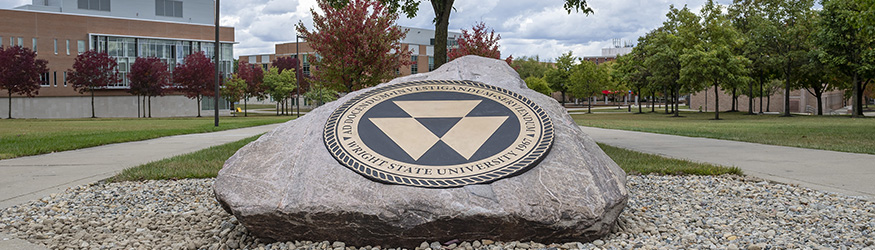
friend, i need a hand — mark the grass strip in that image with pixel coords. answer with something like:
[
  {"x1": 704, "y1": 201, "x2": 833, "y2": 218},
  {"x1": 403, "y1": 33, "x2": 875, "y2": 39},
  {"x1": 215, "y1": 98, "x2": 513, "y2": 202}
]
[
  {"x1": 109, "y1": 135, "x2": 740, "y2": 182},
  {"x1": 0, "y1": 116, "x2": 294, "y2": 159},
  {"x1": 109, "y1": 134, "x2": 262, "y2": 182},
  {"x1": 574, "y1": 111, "x2": 875, "y2": 155},
  {"x1": 598, "y1": 143, "x2": 742, "y2": 176}
]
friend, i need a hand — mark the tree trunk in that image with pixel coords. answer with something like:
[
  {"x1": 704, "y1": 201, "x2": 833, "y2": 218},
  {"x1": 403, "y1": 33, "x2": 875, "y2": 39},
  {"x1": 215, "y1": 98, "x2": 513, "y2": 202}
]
[
  {"x1": 730, "y1": 87, "x2": 737, "y2": 112},
  {"x1": 748, "y1": 82, "x2": 754, "y2": 115},
  {"x1": 7, "y1": 92, "x2": 11, "y2": 119},
  {"x1": 196, "y1": 95, "x2": 202, "y2": 117},
  {"x1": 651, "y1": 93, "x2": 655, "y2": 112},
  {"x1": 142, "y1": 95, "x2": 146, "y2": 118},
  {"x1": 782, "y1": 61, "x2": 792, "y2": 117},
  {"x1": 673, "y1": 84, "x2": 679, "y2": 117},
  {"x1": 244, "y1": 94, "x2": 248, "y2": 117},
  {"x1": 431, "y1": 0, "x2": 454, "y2": 68},
  {"x1": 637, "y1": 88, "x2": 643, "y2": 114},
  {"x1": 759, "y1": 79, "x2": 764, "y2": 114},
  {"x1": 815, "y1": 91, "x2": 823, "y2": 116},
  {"x1": 137, "y1": 95, "x2": 141, "y2": 118},
  {"x1": 148, "y1": 96, "x2": 152, "y2": 118},
  {"x1": 852, "y1": 73, "x2": 862, "y2": 117},
  {"x1": 560, "y1": 91, "x2": 566, "y2": 105},
  {"x1": 91, "y1": 89, "x2": 96, "y2": 118},
  {"x1": 767, "y1": 95, "x2": 771, "y2": 112},
  {"x1": 587, "y1": 95, "x2": 592, "y2": 114},
  {"x1": 664, "y1": 88, "x2": 670, "y2": 114},
  {"x1": 714, "y1": 82, "x2": 720, "y2": 120}
]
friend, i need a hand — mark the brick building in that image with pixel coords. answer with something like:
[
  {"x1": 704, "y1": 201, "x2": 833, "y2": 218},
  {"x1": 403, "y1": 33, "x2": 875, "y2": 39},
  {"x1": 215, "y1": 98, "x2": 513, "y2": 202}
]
[
  {"x1": 689, "y1": 87, "x2": 846, "y2": 114},
  {"x1": 0, "y1": 0, "x2": 235, "y2": 118}
]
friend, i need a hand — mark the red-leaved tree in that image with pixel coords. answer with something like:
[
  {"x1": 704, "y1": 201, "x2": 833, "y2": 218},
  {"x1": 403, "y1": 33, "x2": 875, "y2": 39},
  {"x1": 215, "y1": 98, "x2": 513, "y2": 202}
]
[
  {"x1": 272, "y1": 56, "x2": 298, "y2": 74},
  {"x1": 296, "y1": 0, "x2": 413, "y2": 93},
  {"x1": 68, "y1": 51, "x2": 121, "y2": 118},
  {"x1": 173, "y1": 51, "x2": 215, "y2": 117},
  {"x1": 448, "y1": 22, "x2": 513, "y2": 65},
  {"x1": 237, "y1": 61, "x2": 264, "y2": 116},
  {"x1": 0, "y1": 46, "x2": 48, "y2": 119},
  {"x1": 128, "y1": 57, "x2": 171, "y2": 118}
]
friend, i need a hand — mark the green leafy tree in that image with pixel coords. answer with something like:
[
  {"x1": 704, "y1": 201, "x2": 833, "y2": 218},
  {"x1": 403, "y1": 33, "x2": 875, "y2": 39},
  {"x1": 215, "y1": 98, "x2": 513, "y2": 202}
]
[
  {"x1": 262, "y1": 67, "x2": 296, "y2": 115},
  {"x1": 297, "y1": 0, "x2": 413, "y2": 93},
  {"x1": 758, "y1": 0, "x2": 816, "y2": 116},
  {"x1": 524, "y1": 76, "x2": 552, "y2": 96},
  {"x1": 729, "y1": 0, "x2": 781, "y2": 114},
  {"x1": 569, "y1": 60, "x2": 610, "y2": 113},
  {"x1": 679, "y1": 0, "x2": 751, "y2": 120},
  {"x1": 325, "y1": 0, "x2": 592, "y2": 70},
  {"x1": 816, "y1": 0, "x2": 875, "y2": 117},
  {"x1": 544, "y1": 51, "x2": 576, "y2": 104},
  {"x1": 512, "y1": 55, "x2": 551, "y2": 79},
  {"x1": 612, "y1": 51, "x2": 652, "y2": 113},
  {"x1": 221, "y1": 75, "x2": 247, "y2": 116},
  {"x1": 305, "y1": 84, "x2": 339, "y2": 106}
]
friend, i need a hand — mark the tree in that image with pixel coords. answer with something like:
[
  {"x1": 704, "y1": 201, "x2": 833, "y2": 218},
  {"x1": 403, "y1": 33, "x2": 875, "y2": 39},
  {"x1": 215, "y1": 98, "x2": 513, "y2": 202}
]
[
  {"x1": 0, "y1": 46, "x2": 47, "y2": 119},
  {"x1": 305, "y1": 84, "x2": 339, "y2": 107},
  {"x1": 544, "y1": 51, "x2": 576, "y2": 105},
  {"x1": 262, "y1": 67, "x2": 296, "y2": 115},
  {"x1": 128, "y1": 57, "x2": 171, "y2": 118},
  {"x1": 173, "y1": 51, "x2": 215, "y2": 117},
  {"x1": 296, "y1": 0, "x2": 413, "y2": 93},
  {"x1": 524, "y1": 76, "x2": 552, "y2": 96},
  {"x1": 271, "y1": 56, "x2": 298, "y2": 74},
  {"x1": 237, "y1": 61, "x2": 264, "y2": 117},
  {"x1": 800, "y1": 49, "x2": 847, "y2": 115},
  {"x1": 448, "y1": 22, "x2": 502, "y2": 61},
  {"x1": 68, "y1": 51, "x2": 121, "y2": 118},
  {"x1": 758, "y1": 0, "x2": 816, "y2": 116},
  {"x1": 817, "y1": 0, "x2": 875, "y2": 117},
  {"x1": 613, "y1": 51, "x2": 652, "y2": 113},
  {"x1": 512, "y1": 55, "x2": 551, "y2": 79},
  {"x1": 326, "y1": 0, "x2": 592, "y2": 69},
  {"x1": 679, "y1": 0, "x2": 751, "y2": 120},
  {"x1": 569, "y1": 60, "x2": 610, "y2": 113},
  {"x1": 221, "y1": 75, "x2": 246, "y2": 116}
]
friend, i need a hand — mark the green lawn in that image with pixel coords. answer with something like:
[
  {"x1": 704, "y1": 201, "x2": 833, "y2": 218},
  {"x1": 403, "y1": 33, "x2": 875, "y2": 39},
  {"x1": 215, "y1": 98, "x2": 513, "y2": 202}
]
[
  {"x1": 109, "y1": 134, "x2": 262, "y2": 182},
  {"x1": 0, "y1": 116, "x2": 295, "y2": 160},
  {"x1": 574, "y1": 111, "x2": 875, "y2": 155},
  {"x1": 110, "y1": 135, "x2": 740, "y2": 182}
]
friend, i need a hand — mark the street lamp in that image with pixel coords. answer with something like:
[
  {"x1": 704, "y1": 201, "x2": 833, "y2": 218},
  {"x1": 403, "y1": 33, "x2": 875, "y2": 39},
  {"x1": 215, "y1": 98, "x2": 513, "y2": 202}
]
[
  {"x1": 295, "y1": 35, "x2": 305, "y2": 117},
  {"x1": 213, "y1": 0, "x2": 220, "y2": 127}
]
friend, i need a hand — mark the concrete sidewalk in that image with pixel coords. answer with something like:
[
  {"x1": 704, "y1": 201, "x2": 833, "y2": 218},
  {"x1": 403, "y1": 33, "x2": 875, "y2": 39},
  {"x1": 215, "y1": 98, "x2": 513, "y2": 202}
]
[
  {"x1": 0, "y1": 123, "x2": 281, "y2": 209},
  {"x1": 580, "y1": 126, "x2": 875, "y2": 201}
]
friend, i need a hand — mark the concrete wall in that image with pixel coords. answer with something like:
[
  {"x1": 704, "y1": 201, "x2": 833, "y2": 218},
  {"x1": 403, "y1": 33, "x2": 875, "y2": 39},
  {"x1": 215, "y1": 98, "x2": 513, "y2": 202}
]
[
  {"x1": 689, "y1": 86, "x2": 847, "y2": 114},
  {"x1": 0, "y1": 95, "x2": 228, "y2": 119}
]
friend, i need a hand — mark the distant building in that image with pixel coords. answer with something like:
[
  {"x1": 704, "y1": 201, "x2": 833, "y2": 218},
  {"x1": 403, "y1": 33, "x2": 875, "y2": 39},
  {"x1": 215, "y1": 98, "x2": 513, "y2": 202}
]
[
  {"x1": 1, "y1": 0, "x2": 235, "y2": 118},
  {"x1": 239, "y1": 27, "x2": 462, "y2": 78},
  {"x1": 580, "y1": 40, "x2": 634, "y2": 65},
  {"x1": 689, "y1": 87, "x2": 847, "y2": 114}
]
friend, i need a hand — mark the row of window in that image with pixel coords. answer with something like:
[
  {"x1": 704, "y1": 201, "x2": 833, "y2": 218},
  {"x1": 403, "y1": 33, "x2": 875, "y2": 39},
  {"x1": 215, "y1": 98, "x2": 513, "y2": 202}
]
[
  {"x1": 75, "y1": 0, "x2": 184, "y2": 18},
  {"x1": 39, "y1": 71, "x2": 68, "y2": 88},
  {"x1": 0, "y1": 36, "x2": 88, "y2": 56},
  {"x1": 409, "y1": 55, "x2": 435, "y2": 74},
  {"x1": 78, "y1": 0, "x2": 110, "y2": 11}
]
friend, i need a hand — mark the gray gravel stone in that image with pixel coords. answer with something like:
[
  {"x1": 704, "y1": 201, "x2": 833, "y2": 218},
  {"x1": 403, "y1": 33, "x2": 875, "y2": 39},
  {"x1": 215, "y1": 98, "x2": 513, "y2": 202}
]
[{"x1": 1, "y1": 174, "x2": 873, "y2": 249}]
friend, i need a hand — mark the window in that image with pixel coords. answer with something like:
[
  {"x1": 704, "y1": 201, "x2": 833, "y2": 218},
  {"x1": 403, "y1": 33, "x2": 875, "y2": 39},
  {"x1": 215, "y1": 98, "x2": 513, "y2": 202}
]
[
  {"x1": 53, "y1": 71, "x2": 57, "y2": 86},
  {"x1": 302, "y1": 54, "x2": 310, "y2": 76},
  {"x1": 261, "y1": 55, "x2": 269, "y2": 64},
  {"x1": 18, "y1": 37, "x2": 23, "y2": 46},
  {"x1": 78, "y1": 40, "x2": 85, "y2": 54},
  {"x1": 249, "y1": 56, "x2": 256, "y2": 63},
  {"x1": 40, "y1": 72, "x2": 49, "y2": 86},
  {"x1": 54, "y1": 39, "x2": 58, "y2": 54},
  {"x1": 411, "y1": 55, "x2": 418, "y2": 74},
  {"x1": 32, "y1": 38, "x2": 37, "y2": 53},
  {"x1": 428, "y1": 56, "x2": 434, "y2": 71},
  {"x1": 0, "y1": 36, "x2": 3, "y2": 47},
  {"x1": 78, "y1": 0, "x2": 110, "y2": 11},
  {"x1": 63, "y1": 72, "x2": 67, "y2": 87},
  {"x1": 156, "y1": 0, "x2": 183, "y2": 18},
  {"x1": 66, "y1": 40, "x2": 70, "y2": 55}
]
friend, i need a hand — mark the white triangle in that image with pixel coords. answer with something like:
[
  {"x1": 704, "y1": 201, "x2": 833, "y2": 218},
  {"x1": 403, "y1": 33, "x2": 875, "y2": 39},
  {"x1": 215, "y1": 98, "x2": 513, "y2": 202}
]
[
  {"x1": 369, "y1": 117, "x2": 440, "y2": 161},
  {"x1": 441, "y1": 116, "x2": 508, "y2": 160},
  {"x1": 394, "y1": 100, "x2": 481, "y2": 118}
]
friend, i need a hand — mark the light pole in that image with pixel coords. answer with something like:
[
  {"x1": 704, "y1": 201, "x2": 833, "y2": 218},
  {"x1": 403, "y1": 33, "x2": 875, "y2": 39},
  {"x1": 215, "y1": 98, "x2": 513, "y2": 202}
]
[
  {"x1": 295, "y1": 35, "x2": 305, "y2": 117},
  {"x1": 213, "y1": 0, "x2": 220, "y2": 127}
]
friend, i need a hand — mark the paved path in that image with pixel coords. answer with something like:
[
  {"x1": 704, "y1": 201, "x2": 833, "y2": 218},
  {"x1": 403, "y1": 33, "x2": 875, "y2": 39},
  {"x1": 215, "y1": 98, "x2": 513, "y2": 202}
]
[
  {"x1": 0, "y1": 123, "x2": 281, "y2": 250},
  {"x1": 0, "y1": 123, "x2": 281, "y2": 209},
  {"x1": 580, "y1": 126, "x2": 875, "y2": 201}
]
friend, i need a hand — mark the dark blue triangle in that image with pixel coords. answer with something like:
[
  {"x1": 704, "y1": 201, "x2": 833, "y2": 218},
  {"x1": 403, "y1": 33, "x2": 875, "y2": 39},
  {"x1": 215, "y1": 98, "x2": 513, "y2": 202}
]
[{"x1": 416, "y1": 118, "x2": 462, "y2": 138}]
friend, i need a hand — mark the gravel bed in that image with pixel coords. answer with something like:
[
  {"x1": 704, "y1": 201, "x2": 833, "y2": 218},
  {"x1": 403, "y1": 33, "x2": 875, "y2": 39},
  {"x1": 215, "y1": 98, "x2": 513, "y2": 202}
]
[{"x1": 1, "y1": 175, "x2": 873, "y2": 250}]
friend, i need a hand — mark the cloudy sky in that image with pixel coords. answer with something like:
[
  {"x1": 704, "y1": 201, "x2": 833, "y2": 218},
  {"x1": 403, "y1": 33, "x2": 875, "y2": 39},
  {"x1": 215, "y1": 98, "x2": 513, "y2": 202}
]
[{"x1": 1, "y1": 0, "x2": 732, "y2": 61}]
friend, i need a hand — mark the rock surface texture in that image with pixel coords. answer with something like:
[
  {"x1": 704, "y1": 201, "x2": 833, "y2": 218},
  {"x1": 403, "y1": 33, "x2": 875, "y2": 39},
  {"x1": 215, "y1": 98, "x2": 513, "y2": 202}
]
[{"x1": 213, "y1": 56, "x2": 628, "y2": 247}]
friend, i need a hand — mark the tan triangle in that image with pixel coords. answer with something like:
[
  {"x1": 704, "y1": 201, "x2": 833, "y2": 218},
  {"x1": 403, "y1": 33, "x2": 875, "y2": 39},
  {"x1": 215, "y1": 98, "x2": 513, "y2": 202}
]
[
  {"x1": 369, "y1": 117, "x2": 440, "y2": 161},
  {"x1": 394, "y1": 100, "x2": 481, "y2": 118},
  {"x1": 441, "y1": 116, "x2": 508, "y2": 160}
]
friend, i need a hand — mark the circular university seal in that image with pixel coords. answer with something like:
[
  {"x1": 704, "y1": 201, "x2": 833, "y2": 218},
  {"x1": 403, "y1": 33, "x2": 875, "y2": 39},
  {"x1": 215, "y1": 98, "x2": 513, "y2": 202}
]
[{"x1": 323, "y1": 80, "x2": 553, "y2": 188}]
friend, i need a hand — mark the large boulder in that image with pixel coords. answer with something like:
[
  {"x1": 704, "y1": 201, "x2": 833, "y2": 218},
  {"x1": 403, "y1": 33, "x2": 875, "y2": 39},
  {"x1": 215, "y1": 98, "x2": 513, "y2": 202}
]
[{"x1": 214, "y1": 55, "x2": 628, "y2": 247}]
